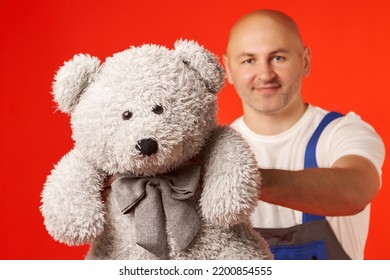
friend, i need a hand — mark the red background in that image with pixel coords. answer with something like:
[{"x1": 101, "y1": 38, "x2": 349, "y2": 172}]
[{"x1": 1, "y1": 0, "x2": 389, "y2": 259}]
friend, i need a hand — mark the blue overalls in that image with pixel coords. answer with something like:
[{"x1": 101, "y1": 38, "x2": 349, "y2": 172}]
[{"x1": 256, "y1": 112, "x2": 351, "y2": 260}]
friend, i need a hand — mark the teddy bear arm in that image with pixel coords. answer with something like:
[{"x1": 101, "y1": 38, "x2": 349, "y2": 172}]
[
  {"x1": 200, "y1": 126, "x2": 260, "y2": 227},
  {"x1": 40, "y1": 148, "x2": 106, "y2": 246}
]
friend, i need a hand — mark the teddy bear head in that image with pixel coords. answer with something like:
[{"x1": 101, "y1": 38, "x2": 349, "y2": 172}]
[{"x1": 52, "y1": 40, "x2": 225, "y2": 175}]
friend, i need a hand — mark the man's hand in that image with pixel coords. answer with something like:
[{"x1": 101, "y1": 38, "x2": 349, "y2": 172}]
[{"x1": 101, "y1": 175, "x2": 116, "y2": 202}]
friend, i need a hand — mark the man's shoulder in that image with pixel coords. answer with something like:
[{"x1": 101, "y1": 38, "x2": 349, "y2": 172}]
[{"x1": 230, "y1": 116, "x2": 244, "y2": 129}]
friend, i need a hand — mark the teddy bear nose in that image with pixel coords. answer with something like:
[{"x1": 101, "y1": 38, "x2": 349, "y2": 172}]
[{"x1": 136, "y1": 138, "x2": 158, "y2": 156}]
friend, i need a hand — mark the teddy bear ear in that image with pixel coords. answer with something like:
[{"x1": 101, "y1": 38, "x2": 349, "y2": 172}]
[
  {"x1": 52, "y1": 54, "x2": 101, "y2": 114},
  {"x1": 174, "y1": 39, "x2": 225, "y2": 94}
]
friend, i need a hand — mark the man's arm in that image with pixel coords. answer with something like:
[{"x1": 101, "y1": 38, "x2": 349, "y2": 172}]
[{"x1": 259, "y1": 155, "x2": 381, "y2": 216}]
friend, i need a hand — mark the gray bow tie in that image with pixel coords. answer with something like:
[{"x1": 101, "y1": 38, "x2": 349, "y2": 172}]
[{"x1": 111, "y1": 164, "x2": 201, "y2": 259}]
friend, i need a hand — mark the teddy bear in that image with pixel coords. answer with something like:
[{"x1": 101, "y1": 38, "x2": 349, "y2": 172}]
[{"x1": 40, "y1": 39, "x2": 273, "y2": 260}]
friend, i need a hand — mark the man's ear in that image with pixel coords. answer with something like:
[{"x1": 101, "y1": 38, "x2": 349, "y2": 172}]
[
  {"x1": 222, "y1": 55, "x2": 234, "y2": 85},
  {"x1": 303, "y1": 47, "x2": 311, "y2": 76}
]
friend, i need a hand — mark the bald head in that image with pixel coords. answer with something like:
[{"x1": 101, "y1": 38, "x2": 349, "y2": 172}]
[
  {"x1": 226, "y1": 10, "x2": 304, "y2": 57},
  {"x1": 223, "y1": 9, "x2": 311, "y2": 121}
]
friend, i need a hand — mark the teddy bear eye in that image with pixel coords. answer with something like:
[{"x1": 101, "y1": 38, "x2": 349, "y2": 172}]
[
  {"x1": 122, "y1": 110, "x2": 133, "y2": 120},
  {"x1": 152, "y1": 105, "x2": 164, "y2": 115}
]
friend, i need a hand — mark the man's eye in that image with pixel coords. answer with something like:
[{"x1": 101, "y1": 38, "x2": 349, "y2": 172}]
[
  {"x1": 273, "y1": 56, "x2": 285, "y2": 62},
  {"x1": 242, "y1": 58, "x2": 254, "y2": 64}
]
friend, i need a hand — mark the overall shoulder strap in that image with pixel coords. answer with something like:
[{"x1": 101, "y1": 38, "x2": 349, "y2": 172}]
[{"x1": 302, "y1": 111, "x2": 344, "y2": 223}]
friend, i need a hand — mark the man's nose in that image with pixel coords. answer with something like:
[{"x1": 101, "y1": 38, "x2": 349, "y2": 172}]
[{"x1": 256, "y1": 61, "x2": 276, "y2": 81}]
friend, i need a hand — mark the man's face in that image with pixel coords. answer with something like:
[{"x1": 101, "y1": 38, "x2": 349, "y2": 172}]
[{"x1": 224, "y1": 16, "x2": 310, "y2": 116}]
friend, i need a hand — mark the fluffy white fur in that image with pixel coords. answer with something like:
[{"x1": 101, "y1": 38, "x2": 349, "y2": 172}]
[{"x1": 41, "y1": 39, "x2": 273, "y2": 260}]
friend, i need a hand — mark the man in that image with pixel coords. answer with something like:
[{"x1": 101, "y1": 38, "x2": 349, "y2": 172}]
[{"x1": 223, "y1": 10, "x2": 385, "y2": 259}]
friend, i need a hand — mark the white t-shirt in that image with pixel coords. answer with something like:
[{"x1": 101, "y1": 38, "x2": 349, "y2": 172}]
[{"x1": 231, "y1": 104, "x2": 385, "y2": 259}]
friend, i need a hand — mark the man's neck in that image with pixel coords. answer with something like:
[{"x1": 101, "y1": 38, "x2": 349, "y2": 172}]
[{"x1": 243, "y1": 102, "x2": 308, "y2": 136}]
